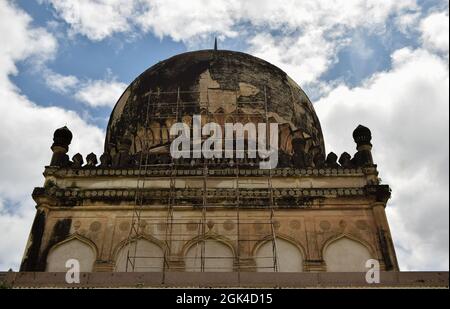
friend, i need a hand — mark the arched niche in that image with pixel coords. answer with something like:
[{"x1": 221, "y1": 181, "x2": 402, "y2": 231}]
[
  {"x1": 133, "y1": 128, "x2": 154, "y2": 153},
  {"x1": 255, "y1": 237, "x2": 304, "y2": 272},
  {"x1": 114, "y1": 239, "x2": 164, "y2": 272},
  {"x1": 185, "y1": 239, "x2": 234, "y2": 272},
  {"x1": 161, "y1": 125, "x2": 169, "y2": 144},
  {"x1": 323, "y1": 236, "x2": 373, "y2": 272},
  {"x1": 46, "y1": 237, "x2": 96, "y2": 272}
]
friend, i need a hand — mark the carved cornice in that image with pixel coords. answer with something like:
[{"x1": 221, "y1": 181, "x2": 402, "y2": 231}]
[
  {"x1": 32, "y1": 185, "x2": 371, "y2": 208},
  {"x1": 366, "y1": 185, "x2": 392, "y2": 204},
  {"x1": 44, "y1": 166, "x2": 367, "y2": 178}
]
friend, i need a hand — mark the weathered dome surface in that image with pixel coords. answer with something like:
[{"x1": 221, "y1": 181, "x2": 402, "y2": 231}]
[{"x1": 105, "y1": 50, "x2": 325, "y2": 163}]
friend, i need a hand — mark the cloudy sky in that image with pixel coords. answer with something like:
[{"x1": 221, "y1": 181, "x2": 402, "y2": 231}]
[{"x1": 0, "y1": 0, "x2": 448, "y2": 271}]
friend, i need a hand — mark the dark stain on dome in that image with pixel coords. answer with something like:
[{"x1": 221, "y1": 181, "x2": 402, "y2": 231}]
[{"x1": 105, "y1": 50, "x2": 325, "y2": 164}]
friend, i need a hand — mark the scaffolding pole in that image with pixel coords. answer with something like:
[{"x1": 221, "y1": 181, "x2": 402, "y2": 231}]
[
  {"x1": 162, "y1": 87, "x2": 180, "y2": 282},
  {"x1": 124, "y1": 87, "x2": 280, "y2": 273},
  {"x1": 264, "y1": 86, "x2": 279, "y2": 272},
  {"x1": 234, "y1": 87, "x2": 241, "y2": 281},
  {"x1": 125, "y1": 89, "x2": 154, "y2": 272},
  {"x1": 201, "y1": 88, "x2": 211, "y2": 272}
]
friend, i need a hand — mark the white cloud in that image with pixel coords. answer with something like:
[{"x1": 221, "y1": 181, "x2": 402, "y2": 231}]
[
  {"x1": 395, "y1": 11, "x2": 421, "y2": 34},
  {"x1": 44, "y1": 0, "x2": 420, "y2": 89},
  {"x1": 242, "y1": 0, "x2": 419, "y2": 92},
  {"x1": 0, "y1": 0, "x2": 104, "y2": 270},
  {"x1": 0, "y1": 198, "x2": 34, "y2": 271},
  {"x1": 44, "y1": 0, "x2": 420, "y2": 42},
  {"x1": 0, "y1": 88, "x2": 105, "y2": 200},
  {"x1": 44, "y1": 0, "x2": 137, "y2": 41},
  {"x1": 0, "y1": 0, "x2": 57, "y2": 80},
  {"x1": 420, "y1": 11, "x2": 449, "y2": 54},
  {"x1": 75, "y1": 78, "x2": 127, "y2": 107},
  {"x1": 43, "y1": 68, "x2": 126, "y2": 108},
  {"x1": 136, "y1": 0, "x2": 419, "y2": 41},
  {"x1": 315, "y1": 47, "x2": 449, "y2": 270},
  {"x1": 248, "y1": 30, "x2": 338, "y2": 85},
  {"x1": 136, "y1": 0, "x2": 240, "y2": 41},
  {"x1": 44, "y1": 69, "x2": 79, "y2": 94}
]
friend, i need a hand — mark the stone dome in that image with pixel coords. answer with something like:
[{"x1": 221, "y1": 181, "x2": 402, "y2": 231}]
[{"x1": 105, "y1": 50, "x2": 325, "y2": 165}]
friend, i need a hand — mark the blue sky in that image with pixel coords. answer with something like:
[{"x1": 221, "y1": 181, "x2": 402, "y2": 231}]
[
  {"x1": 0, "y1": 0, "x2": 448, "y2": 271},
  {"x1": 10, "y1": 0, "x2": 445, "y2": 125},
  {"x1": 13, "y1": 0, "x2": 186, "y2": 128}
]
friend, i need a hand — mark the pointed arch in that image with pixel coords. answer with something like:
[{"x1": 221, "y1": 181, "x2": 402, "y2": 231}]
[
  {"x1": 224, "y1": 115, "x2": 235, "y2": 124},
  {"x1": 46, "y1": 234, "x2": 97, "y2": 272},
  {"x1": 161, "y1": 125, "x2": 169, "y2": 144},
  {"x1": 183, "y1": 234, "x2": 235, "y2": 272},
  {"x1": 253, "y1": 234, "x2": 305, "y2": 272},
  {"x1": 268, "y1": 116, "x2": 278, "y2": 124},
  {"x1": 322, "y1": 233, "x2": 376, "y2": 258},
  {"x1": 322, "y1": 234, "x2": 374, "y2": 272},
  {"x1": 279, "y1": 124, "x2": 294, "y2": 154},
  {"x1": 149, "y1": 123, "x2": 161, "y2": 146},
  {"x1": 113, "y1": 235, "x2": 166, "y2": 272},
  {"x1": 133, "y1": 128, "x2": 155, "y2": 153}
]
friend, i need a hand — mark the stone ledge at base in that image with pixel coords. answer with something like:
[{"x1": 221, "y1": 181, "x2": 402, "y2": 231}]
[{"x1": 0, "y1": 272, "x2": 448, "y2": 288}]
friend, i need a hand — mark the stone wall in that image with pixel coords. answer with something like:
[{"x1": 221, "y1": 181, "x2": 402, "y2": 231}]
[{"x1": 21, "y1": 166, "x2": 399, "y2": 273}]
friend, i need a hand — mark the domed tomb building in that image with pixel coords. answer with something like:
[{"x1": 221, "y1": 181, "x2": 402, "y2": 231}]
[{"x1": 20, "y1": 50, "x2": 399, "y2": 276}]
